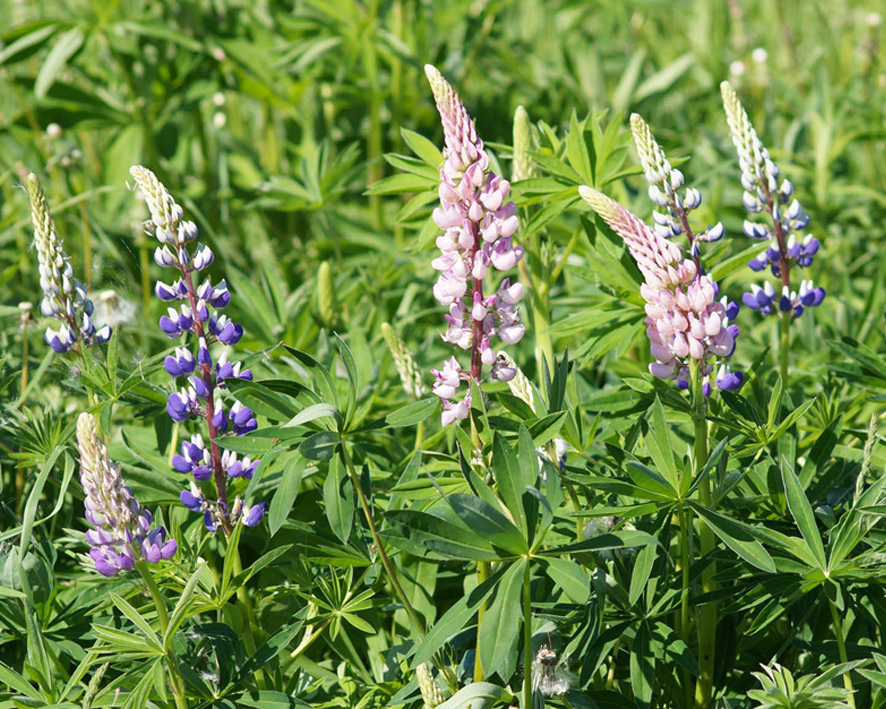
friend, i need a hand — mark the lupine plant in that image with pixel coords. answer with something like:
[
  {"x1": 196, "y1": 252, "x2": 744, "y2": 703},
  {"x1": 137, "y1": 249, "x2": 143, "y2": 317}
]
[
  {"x1": 5, "y1": 4, "x2": 886, "y2": 709},
  {"x1": 129, "y1": 165, "x2": 267, "y2": 535}
]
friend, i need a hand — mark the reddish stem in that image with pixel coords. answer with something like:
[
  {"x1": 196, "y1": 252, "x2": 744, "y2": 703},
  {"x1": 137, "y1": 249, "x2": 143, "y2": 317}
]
[
  {"x1": 177, "y1": 259, "x2": 231, "y2": 535},
  {"x1": 468, "y1": 223, "x2": 484, "y2": 382}
]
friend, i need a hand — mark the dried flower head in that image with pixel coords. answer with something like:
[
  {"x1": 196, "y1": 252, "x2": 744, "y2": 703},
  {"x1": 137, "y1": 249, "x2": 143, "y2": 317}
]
[{"x1": 531, "y1": 645, "x2": 573, "y2": 697}]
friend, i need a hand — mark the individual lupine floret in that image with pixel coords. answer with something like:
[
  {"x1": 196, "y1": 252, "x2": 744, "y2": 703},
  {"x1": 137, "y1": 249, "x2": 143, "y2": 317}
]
[
  {"x1": 425, "y1": 65, "x2": 525, "y2": 425},
  {"x1": 130, "y1": 165, "x2": 265, "y2": 533},
  {"x1": 631, "y1": 114, "x2": 725, "y2": 260},
  {"x1": 579, "y1": 188, "x2": 742, "y2": 393},
  {"x1": 76, "y1": 413, "x2": 176, "y2": 576},
  {"x1": 27, "y1": 174, "x2": 111, "y2": 353},
  {"x1": 721, "y1": 82, "x2": 825, "y2": 318}
]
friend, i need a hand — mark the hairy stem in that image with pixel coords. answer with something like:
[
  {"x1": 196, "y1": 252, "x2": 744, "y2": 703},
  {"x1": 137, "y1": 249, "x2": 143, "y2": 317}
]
[{"x1": 678, "y1": 504, "x2": 693, "y2": 707}]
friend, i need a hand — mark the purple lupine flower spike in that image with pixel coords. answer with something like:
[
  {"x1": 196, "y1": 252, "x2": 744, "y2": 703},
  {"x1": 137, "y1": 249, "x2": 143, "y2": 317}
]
[
  {"x1": 579, "y1": 188, "x2": 742, "y2": 394},
  {"x1": 424, "y1": 65, "x2": 524, "y2": 425},
  {"x1": 722, "y1": 82, "x2": 825, "y2": 319},
  {"x1": 76, "y1": 413, "x2": 176, "y2": 576},
  {"x1": 130, "y1": 165, "x2": 265, "y2": 532}
]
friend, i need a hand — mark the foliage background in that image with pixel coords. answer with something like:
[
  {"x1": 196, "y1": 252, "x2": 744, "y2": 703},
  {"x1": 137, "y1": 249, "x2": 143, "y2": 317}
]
[{"x1": 1, "y1": 0, "x2": 886, "y2": 707}]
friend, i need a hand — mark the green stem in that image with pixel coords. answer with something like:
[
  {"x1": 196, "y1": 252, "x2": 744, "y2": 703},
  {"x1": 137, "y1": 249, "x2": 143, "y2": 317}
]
[
  {"x1": 230, "y1": 544, "x2": 263, "y2": 687},
  {"x1": 135, "y1": 562, "x2": 187, "y2": 709},
  {"x1": 691, "y1": 363, "x2": 715, "y2": 709},
  {"x1": 779, "y1": 313, "x2": 790, "y2": 389},
  {"x1": 678, "y1": 505, "x2": 692, "y2": 708},
  {"x1": 522, "y1": 560, "x2": 532, "y2": 709},
  {"x1": 467, "y1": 412, "x2": 489, "y2": 682},
  {"x1": 474, "y1": 560, "x2": 489, "y2": 682},
  {"x1": 341, "y1": 442, "x2": 424, "y2": 637},
  {"x1": 828, "y1": 598, "x2": 856, "y2": 707}
]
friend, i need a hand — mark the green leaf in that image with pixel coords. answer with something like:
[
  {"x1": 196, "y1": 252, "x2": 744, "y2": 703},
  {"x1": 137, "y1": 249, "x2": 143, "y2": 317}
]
[
  {"x1": 492, "y1": 432, "x2": 527, "y2": 536},
  {"x1": 781, "y1": 457, "x2": 827, "y2": 571},
  {"x1": 412, "y1": 567, "x2": 504, "y2": 666},
  {"x1": 269, "y1": 455, "x2": 307, "y2": 536},
  {"x1": 543, "y1": 530, "x2": 657, "y2": 556},
  {"x1": 299, "y1": 430, "x2": 340, "y2": 461},
  {"x1": 630, "y1": 621, "x2": 654, "y2": 706},
  {"x1": 35, "y1": 26, "x2": 84, "y2": 98},
  {"x1": 283, "y1": 403, "x2": 340, "y2": 429},
  {"x1": 435, "y1": 682, "x2": 507, "y2": 709},
  {"x1": 566, "y1": 111, "x2": 593, "y2": 184},
  {"x1": 385, "y1": 398, "x2": 438, "y2": 427},
  {"x1": 645, "y1": 397, "x2": 679, "y2": 490},
  {"x1": 542, "y1": 557, "x2": 589, "y2": 603},
  {"x1": 165, "y1": 565, "x2": 207, "y2": 650},
  {"x1": 324, "y1": 456, "x2": 353, "y2": 544},
  {"x1": 446, "y1": 494, "x2": 528, "y2": 556},
  {"x1": 478, "y1": 560, "x2": 525, "y2": 677},
  {"x1": 400, "y1": 127, "x2": 444, "y2": 166},
  {"x1": 387, "y1": 509, "x2": 498, "y2": 561},
  {"x1": 334, "y1": 334, "x2": 358, "y2": 424},
  {"x1": 629, "y1": 543, "x2": 656, "y2": 607},
  {"x1": 227, "y1": 379, "x2": 300, "y2": 421},
  {"x1": 110, "y1": 593, "x2": 162, "y2": 649},
  {"x1": 689, "y1": 503, "x2": 776, "y2": 573}
]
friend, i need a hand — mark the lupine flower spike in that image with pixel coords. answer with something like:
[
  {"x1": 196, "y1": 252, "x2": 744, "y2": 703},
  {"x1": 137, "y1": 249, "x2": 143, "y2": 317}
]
[
  {"x1": 76, "y1": 412, "x2": 176, "y2": 576},
  {"x1": 425, "y1": 64, "x2": 525, "y2": 426},
  {"x1": 579, "y1": 188, "x2": 742, "y2": 394},
  {"x1": 130, "y1": 166, "x2": 267, "y2": 533},
  {"x1": 27, "y1": 174, "x2": 111, "y2": 353},
  {"x1": 721, "y1": 82, "x2": 825, "y2": 319}
]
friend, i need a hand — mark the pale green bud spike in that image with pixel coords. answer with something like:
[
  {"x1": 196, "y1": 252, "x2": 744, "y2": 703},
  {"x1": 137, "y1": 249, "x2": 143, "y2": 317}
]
[
  {"x1": 129, "y1": 165, "x2": 182, "y2": 231},
  {"x1": 720, "y1": 81, "x2": 769, "y2": 181},
  {"x1": 512, "y1": 105, "x2": 534, "y2": 181},
  {"x1": 416, "y1": 663, "x2": 443, "y2": 708},
  {"x1": 27, "y1": 173, "x2": 59, "y2": 258},
  {"x1": 630, "y1": 113, "x2": 671, "y2": 186},
  {"x1": 381, "y1": 322, "x2": 425, "y2": 399},
  {"x1": 317, "y1": 261, "x2": 338, "y2": 329}
]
